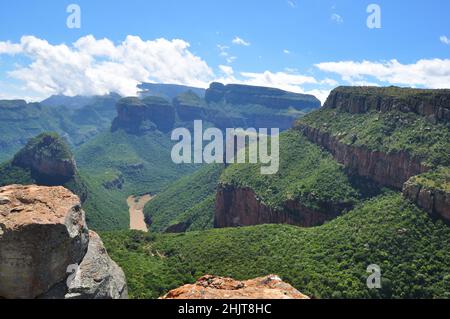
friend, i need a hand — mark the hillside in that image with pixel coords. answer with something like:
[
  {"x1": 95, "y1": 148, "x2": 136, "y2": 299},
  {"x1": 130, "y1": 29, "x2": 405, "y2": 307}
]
[
  {"x1": 102, "y1": 193, "x2": 450, "y2": 299},
  {"x1": 144, "y1": 164, "x2": 224, "y2": 232},
  {"x1": 75, "y1": 128, "x2": 199, "y2": 230},
  {"x1": 217, "y1": 130, "x2": 370, "y2": 228},
  {"x1": 0, "y1": 95, "x2": 120, "y2": 162}
]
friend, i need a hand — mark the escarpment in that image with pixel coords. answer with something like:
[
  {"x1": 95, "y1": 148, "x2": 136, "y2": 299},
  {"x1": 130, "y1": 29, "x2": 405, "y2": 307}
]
[
  {"x1": 214, "y1": 186, "x2": 345, "y2": 228},
  {"x1": 297, "y1": 125, "x2": 429, "y2": 189},
  {"x1": 0, "y1": 185, "x2": 128, "y2": 299},
  {"x1": 205, "y1": 82, "x2": 321, "y2": 111},
  {"x1": 325, "y1": 86, "x2": 450, "y2": 123},
  {"x1": 296, "y1": 86, "x2": 450, "y2": 189},
  {"x1": 111, "y1": 96, "x2": 175, "y2": 134}
]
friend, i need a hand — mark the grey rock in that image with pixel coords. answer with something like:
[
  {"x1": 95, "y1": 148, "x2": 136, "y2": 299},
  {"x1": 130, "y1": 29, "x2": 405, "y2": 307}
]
[{"x1": 65, "y1": 231, "x2": 128, "y2": 299}]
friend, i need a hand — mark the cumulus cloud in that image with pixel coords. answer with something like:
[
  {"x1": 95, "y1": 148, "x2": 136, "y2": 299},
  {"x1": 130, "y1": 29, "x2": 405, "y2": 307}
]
[
  {"x1": 440, "y1": 35, "x2": 450, "y2": 45},
  {"x1": 316, "y1": 59, "x2": 450, "y2": 88},
  {"x1": 0, "y1": 35, "x2": 336, "y2": 103},
  {"x1": 232, "y1": 36, "x2": 251, "y2": 47},
  {"x1": 0, "y1": 35, "x2": 214, "y2": 98},
  {"x1": 283, "y1": 49, "x2": 291, "y2": 54}
]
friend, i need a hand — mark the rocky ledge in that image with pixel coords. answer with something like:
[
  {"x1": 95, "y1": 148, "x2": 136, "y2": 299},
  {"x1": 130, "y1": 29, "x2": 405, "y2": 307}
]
[
  {"x1": 0, "y1": 185, "x2": 127, "y2": 299},
  {"x1": 403, "y1": 171, "x2": 450, "y2": 223},
  {"x1": 160, "y1": 275, "x2": 309, "y2": 299}
]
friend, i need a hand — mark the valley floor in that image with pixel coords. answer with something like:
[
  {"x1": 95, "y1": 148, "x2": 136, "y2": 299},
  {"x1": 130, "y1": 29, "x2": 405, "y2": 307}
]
[{"x1": 128, "y1": 195, "x2": 153, "y2": 232}]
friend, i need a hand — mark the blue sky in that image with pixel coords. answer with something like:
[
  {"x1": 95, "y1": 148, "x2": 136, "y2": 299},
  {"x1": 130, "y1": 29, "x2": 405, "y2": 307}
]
[{"x1": 0, "y1": 0, "x2": 449, "y2": 102}]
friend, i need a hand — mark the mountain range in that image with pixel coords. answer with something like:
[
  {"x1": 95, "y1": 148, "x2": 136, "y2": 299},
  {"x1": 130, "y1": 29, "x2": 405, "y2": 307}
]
[{"x1": 0, "y1": 82, "x2": 448, "y2": 299}]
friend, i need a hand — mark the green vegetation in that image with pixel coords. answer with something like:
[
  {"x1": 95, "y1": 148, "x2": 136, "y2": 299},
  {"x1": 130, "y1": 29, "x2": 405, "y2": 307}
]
[
  {"x1": 102, "y1": 193, "x2": 450, "y2": 299},
  {"x1": 0, "y1": 162, "x2": 33, "y2": 186},
  {"x1": 75, "y1": 129, "x2": 199, "y2": 230},
  {"x1": 220, "y1": 130, "x2": 360, "y2": 213},
  {"x1": 0, "y1": 97, "x2": 118, "y2": 162},
  {"x1": 298, "y1": 109, "x2": 450, "y2": 167},
  {"x1": 14, "y1": 132, "x2": 73, "y2": 161},
  {"x1": 408, "y1": 167, "x2": 450, "y2": 193},
  {"x1": 144, "y1": 164, "x2": 224, "y2": 232},
  {"x1": 331, "y1": 86, "x2": 450, "y2": 99}
]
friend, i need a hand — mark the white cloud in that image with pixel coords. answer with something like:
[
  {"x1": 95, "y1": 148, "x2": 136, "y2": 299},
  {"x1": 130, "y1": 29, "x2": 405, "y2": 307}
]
[
  {"x1": 0, "y1": 35, "x2": 214, "y2": 99},
  {"x1": 232, "y1": 36, "x2": 251, "y2": 47},
  {"x1": 283, "y1": 49, "x2": 291, "y2": 54},
  {"x1": 331, "y1": 13, "x2": 344, "y2": 24},
  {"x1": 440, "y1": 35, "x2": 450, "y2": 45},
  {"x1": 219, "y1": 65, "x2": 234, "y2": 77},
  {"x1": 316, "y1": 58, "x2": 450, "y2": 88}
]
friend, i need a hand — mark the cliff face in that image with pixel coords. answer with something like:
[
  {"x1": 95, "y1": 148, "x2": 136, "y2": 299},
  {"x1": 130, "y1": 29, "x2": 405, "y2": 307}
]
[
  {"x1": 403, "y1": 175, "x2": 450, "y2": 223},
  {"x1": 298, "y1": 125, "x2": 429, "y2": 189},
  {"x1": 161, "y1": 275, "x2": 309, "y2": 299},
  {"x1": 214, "y1": 186, "x2": 342, "y2": 228},
  {"x1": 205, "y1": 82, "x2": 321, "y2": 111},
  {"x1": 325, "y1": 86, "x2": 450, "y2": 123},
  {"x1": 111, "y1": 97, "x2": 175, "y2": 134},
  {"x1": 0, "y1": 185, "x2": 128, "y2": 299}
]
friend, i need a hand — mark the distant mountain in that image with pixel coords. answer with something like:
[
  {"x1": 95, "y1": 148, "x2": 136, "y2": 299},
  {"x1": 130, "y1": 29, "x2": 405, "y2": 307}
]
[
  {"x1": 0, "y1": 132, "x2": 88, "y2": 201},
  {"x1": 138, "y1": 82, "x2": 206, "y2": 100},
  {"x1": 0, "y1": 94, "x2": 121, "y2": 162}
]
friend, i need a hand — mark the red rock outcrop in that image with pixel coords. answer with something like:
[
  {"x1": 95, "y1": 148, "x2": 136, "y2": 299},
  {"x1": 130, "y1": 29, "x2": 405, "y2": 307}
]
[
  {"x1": 160, "y1": 275, "x2": 310, "y2": 299},
  {"x1": 298, "y1": 125, "x2": 429, "y2": 189},
  {"x1": 214, "y1": 186, "x2": 342, "y2": 228}
]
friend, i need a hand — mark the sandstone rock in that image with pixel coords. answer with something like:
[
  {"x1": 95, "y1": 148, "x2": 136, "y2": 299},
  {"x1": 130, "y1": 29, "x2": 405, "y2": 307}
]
[
  {"x1": 161, "y1": 275, "x2": 309, "y2": 299},
  {"x1": 0, "y1": 185, "x2": 89, "y2": 299},
  {"x1": 215, "y1": 186, "x2": 343, "y2": 229},
  {"x1": 12, "y1": 133, "x2": 77, "y2": 184},
  {"x1": 403, "y1": 178, "x2": 450, "y2": 223}
]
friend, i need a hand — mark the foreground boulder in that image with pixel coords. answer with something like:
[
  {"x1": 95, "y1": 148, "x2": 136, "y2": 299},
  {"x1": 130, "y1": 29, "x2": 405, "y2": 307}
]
[
  {"x1": 160, "y1": 275, "x2": 309, "y2": 299},
  {"x1": 0, "y1": 185, "x2": 127, "y2": 299}
]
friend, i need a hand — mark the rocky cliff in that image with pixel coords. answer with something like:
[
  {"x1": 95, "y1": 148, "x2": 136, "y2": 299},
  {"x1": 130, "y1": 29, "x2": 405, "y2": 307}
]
[
  {"x1": 215, "y1": 186, "x2": 343, "y2": 228},
  {"x1": 111, "y1": 96, "x2": 175, "y2": 134},
  {"x1": 205, "y1": 82, "x2": 321, "y2": 111},
  {"x1": 298, "y1": 125, "x2": 429, "y2": 189},
  {"x1": 12, "y1": 133, "x2": 77, "y2": 185},
  {"x1": 161, "y1": 275, "x2": 309, "y2": 299},
  {"x1": 403, "y1": 169, "x2": 450, "y2": 223},
  {"x1": 0, "y1": 185, "x2": 127, "y2": 299},
  {"x1": 325, "y1": 86, "x2": 450, "y2": 123}
]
